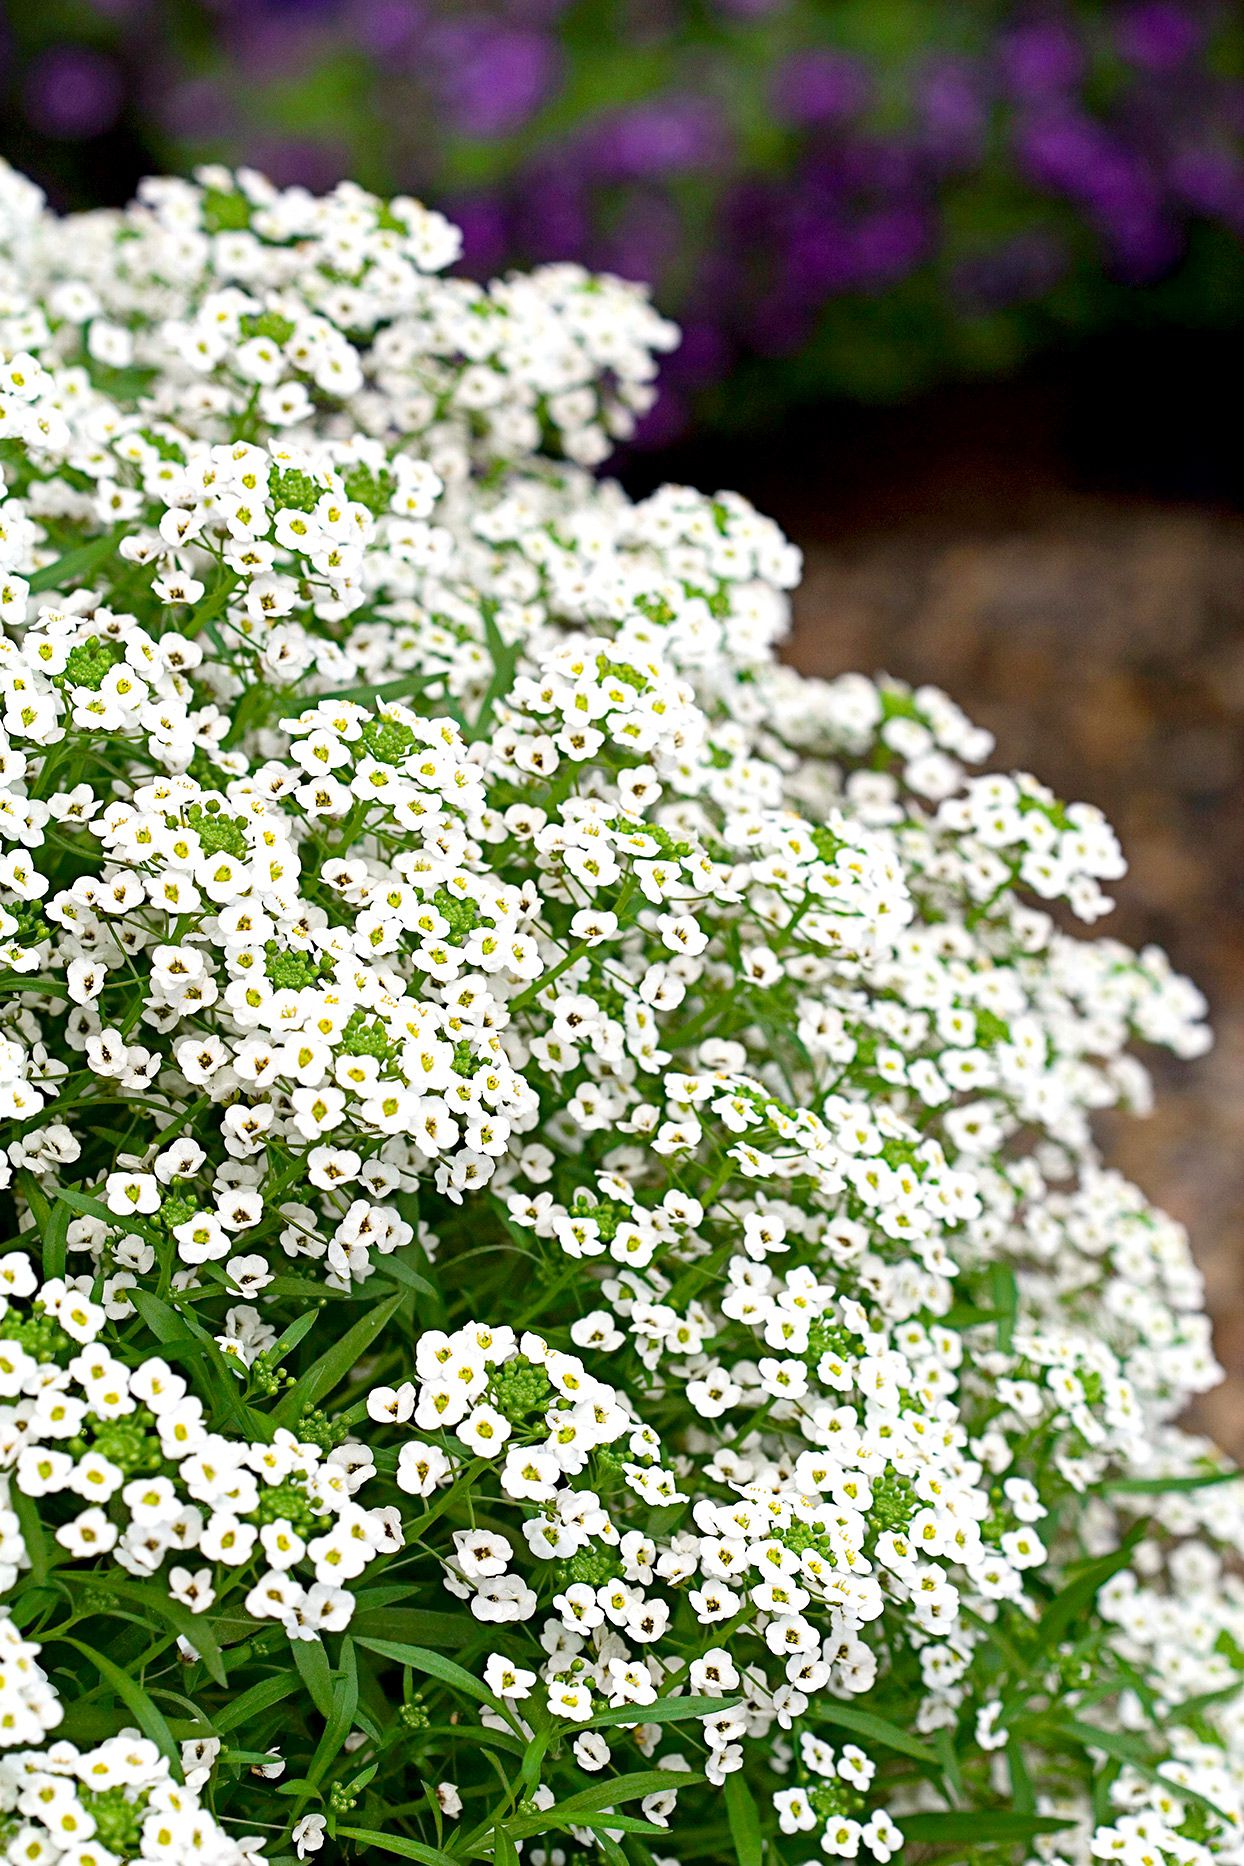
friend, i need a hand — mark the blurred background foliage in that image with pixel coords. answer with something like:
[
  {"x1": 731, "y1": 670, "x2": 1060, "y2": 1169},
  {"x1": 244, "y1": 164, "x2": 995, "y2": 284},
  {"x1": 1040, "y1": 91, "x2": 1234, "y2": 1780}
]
[{"x1": 0, "y1": 0, "x2": 1241, "y2": 443}]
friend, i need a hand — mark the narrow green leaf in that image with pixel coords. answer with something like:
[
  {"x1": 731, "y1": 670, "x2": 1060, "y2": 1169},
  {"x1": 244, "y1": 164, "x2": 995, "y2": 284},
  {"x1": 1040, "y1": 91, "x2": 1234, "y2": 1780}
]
[
  {"x1": 307, "y1": 1639, "x2": 359, "y2": 1789},
  {"x1": 47, "y1": 1185, "x2": 116, "y2": 1226},
  {"x1": 991, "y1": 1261, "x2": 1018, "y2": 1351},
  {"x1": 334, "y1": 1829, "x2": 458, "y2": 1864},
  {"x1": 494, "y1": 1831, "x2": 521, "y2": 1866},
  {"x1": 29, "y1": 524, "x2": 129, "y2": 593},
  {"x1": 275, "y1": 1292, "x2": 403, "y2": 1426},
  {"x1": 41, "y1": 1197, "x2": 71, "y2": 1282},
  {"x1": 468, "y1": 601, "x2": 520, "y2": 741},
  {"x1": 12, "y1": 1488, "x2": 51, "y2": 1586},
  {"x1": 813, "y1": 1700, "x2": 938, "y2": 1766},
  {"x1": 724, "y1": 1771, "x2": 764, "y2": 1866},
  {"x1": 54, "y1": 1636, "x2": 179, "y2": 1765},
  {"x1": 554, "y1": 1770, "x2": 702, "y2": 1816},
  {"x1": 315, "y1": 669, "x2": 444, "y2": 705},
  {"x1": 586, "y1": 1693, "x2": 739, "y2": 1729},
  {"x1": 349, "y1": 1608, "x2": 472, "y2": 1647},
  {"x1": 62, "y1": 1572, "x2": 227, "y2": 1688},
  {"x1": 505, "y1": 1810, "x2": 667, "y2": 1841},
  {"x1": 293, "y1": 1636, "x2": 335, "y2": 1721},
  {"x1": 1103, "y1": 1469, "x2": 1240, "y2": 1496},
  {"x1": 1034, "y1": 1516, "x2": 1149, "y2": 1652},
  {"x1": 213, "y1": 1671, "x2": 301, "y2": 1734},
  {"x1": 1007, "y1": 1737, "x2": 1035, "y2": 1816},
  {"x1": 264, "y1": 1308, "x2": 323, "y2": 1364},
  {"x1": 900, "y1": 1811, "x2": 1074, "y2": 1845},
  {"x1": 354, "y1": 1637, "x2": 498, "y2": 1711}
]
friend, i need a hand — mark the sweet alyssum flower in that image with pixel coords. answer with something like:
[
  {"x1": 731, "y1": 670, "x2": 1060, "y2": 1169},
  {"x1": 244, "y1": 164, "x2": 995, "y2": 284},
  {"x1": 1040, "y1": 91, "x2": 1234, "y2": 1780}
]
[{"x1": 0, "y1": 155, "x2": 1237, "y2": 1866}]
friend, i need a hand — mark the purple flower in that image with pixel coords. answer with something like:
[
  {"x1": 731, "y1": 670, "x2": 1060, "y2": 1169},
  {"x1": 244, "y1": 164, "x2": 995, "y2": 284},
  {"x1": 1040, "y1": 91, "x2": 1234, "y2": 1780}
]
[
  {"x1": 513, "y1": 169, "x2": 592, "y2": 261},
  {"x1": 772, "y1": 50, "x2": 872, "y2": 127},
  {"x1": 915, "y1": 55, "x2": 989, "y2": 168},
  {"x1": 430, "y1": 23, "x2": 558, "y2": 138},
  {"x1": 23, "y1": 47, "x2": 125, "y2": 140},
  {"x1": 246, "y1": 137, "x2": 350, "y2": 191},
  {"x1": 1171, "y1": 146, "x2": 1244, "y2": 231},
  {"x1": 1117, "y1": 3, "x2": 1205, "y2": 73},
  {"x1": 711, "y1": 0, "x2": 790, "y2": 17},
  {"x1": 852, "y1": 204, "x2": 932, "y2": 286},
  {"x1": 447, "y1": 196, "x2": 512, "y2": 274},
  {"x1": 588, "y1": 95, "x2": 727, "y2": 181},
  {"x1": 349, "y1": 0, "x2": 424, "y2": 56},
  {"x1": 998, "y1": 20, "x2": 1085, "y2": 100}
]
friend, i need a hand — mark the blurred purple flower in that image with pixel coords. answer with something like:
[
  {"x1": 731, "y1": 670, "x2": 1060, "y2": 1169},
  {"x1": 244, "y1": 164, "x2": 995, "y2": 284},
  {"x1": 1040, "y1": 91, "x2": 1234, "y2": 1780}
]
[
  {"x1": 1171, "y1": 146, "x2": 1244, "y2": 231},
  {"x1": 588, "y1": 95, "x2": 727, "y2": 180},
  {"x1": 1117, "y1": 3, "x2": 1205, "y2": 72},
  {"x1": 24, "y1": 47, "x2": 125, "y2": 140},
  {"x1": 430, "y1": 22, "x2": 558, "y2": 138},
  {"x1": 450, "y1": 196, "x2": 512, "y2": 273},
  {"x1": 246, "y1": 138, "x2": 350, "y2": 190},
  {"x1": 350, "y1": 0, "x2": 424, "y2": 55},
  {"x1": 772, "y1": 50, "x2": 871, "y2": 127},
  {"x1": 915, "y1": 56, "x2": 989, "y2": 168},
  {"x1": 999, "y1": 20, "x2": 1085, "y2": 99},
  {"x1": 853, "y1": 204, "x2": 932, "y2": 286},
  {"x1": 513, "y1": 169, "x2": 593, "y2": 260}
]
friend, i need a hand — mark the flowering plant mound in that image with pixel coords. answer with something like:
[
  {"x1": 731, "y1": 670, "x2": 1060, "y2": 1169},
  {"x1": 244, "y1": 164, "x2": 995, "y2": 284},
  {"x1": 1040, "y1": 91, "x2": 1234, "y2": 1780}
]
[{"x1": 0, "y1": 156, "x2": 1238, "y2": 1866}]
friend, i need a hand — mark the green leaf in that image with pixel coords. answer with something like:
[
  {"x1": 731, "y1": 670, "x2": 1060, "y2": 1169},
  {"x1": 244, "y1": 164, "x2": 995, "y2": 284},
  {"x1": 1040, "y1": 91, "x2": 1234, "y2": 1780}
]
[
  {"x1": 468, "y1": 601, "x2": 520, "y2": 742},
  {"x1": 1034, "y1": 1516, "x2": 1149, "y2": 1652},
  {"x1": 54, "y1": 1636, "x2": 179, "y2": 1765},
  {"x1": 275, "y1": 1291, "x2": 403, "y2": 1427},
  {"x1": 41, "y1": 1196, "x2": 71, "y2": 1282},
  {"x1": 354, "y1": 1637, "x2": 499, "y2": 1711},
  {"x1": 293, "y1": 1636, "x2": 335, "y2": 1721},
  {"x1": 264, "y1": 1308, "x2": 323, "y2": 1364},
  {"x1": 53, "y1": 1185, "x2": 117, "y2": 1226},
  {"x1": 553, "y1": 1770, "x2": 702, "y2": 1816},
  {"x1": 315, "y1": 669, "x2": 445, "y2": 706},
  {"x1": 1041, "y1": 1718, "x2": 1234, "y2": 1824},
  {"x1": 990, "y1": 1261, "x2": 1018, "y2": 1351},
  {"x1": 307, "y1": 1638, "x2": 359, "y2": 1789},
  {"x1": 12, "y1": 1487, "x2": 52, "y2": 1586},
  {"x1": 813, "y1": 1700, "x2": 938, "y2": 1766},
  {"x1": 899, "y1": 1811, "x2": 1075, "y2": 1845},
  {"x1": 28, "y1": 524, "x2": 130, "y2": 593},
  {"x1": 184, "y1": 570, "x2": 241, "y2": 638},
  {"x1": 62, "y1": 1572, "x2": 227, "y2": 1688},
  {"x1": 1103, "y1": 1469, "x2": 1240, "y2": 1496},
  {"x1": 213, "y1": 1671, "x2": 302, "y2": 1734},
  {"x1": 724, "y1": 1771, "x2": 764, "y2": 1866},
  {"x1": 334, "y1": 1829, "x2": 458, "y2": 1865},
  {"x1": 494, "y1": 1831, "x2": 521, "y2": 1866},
  {"x1": 349, "y1": 1607, "x2": 472, "y2": 1648},
  {"x1": 586, "y1": 1693, "x2": 740, "y2": 1729}
]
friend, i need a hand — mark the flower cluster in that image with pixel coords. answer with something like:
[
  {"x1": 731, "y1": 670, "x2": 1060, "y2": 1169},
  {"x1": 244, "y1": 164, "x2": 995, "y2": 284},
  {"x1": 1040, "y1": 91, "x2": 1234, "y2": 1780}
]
[
  {"x1": 0, "y1": 1701, "x2": 260, "y2": 1864},
  {"x1": 0, "y1": 155, "x2": 1238, "y2": 1866},
  {"x1": 9, "y1": 1, "x2": 1244, "y2": 430}
]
